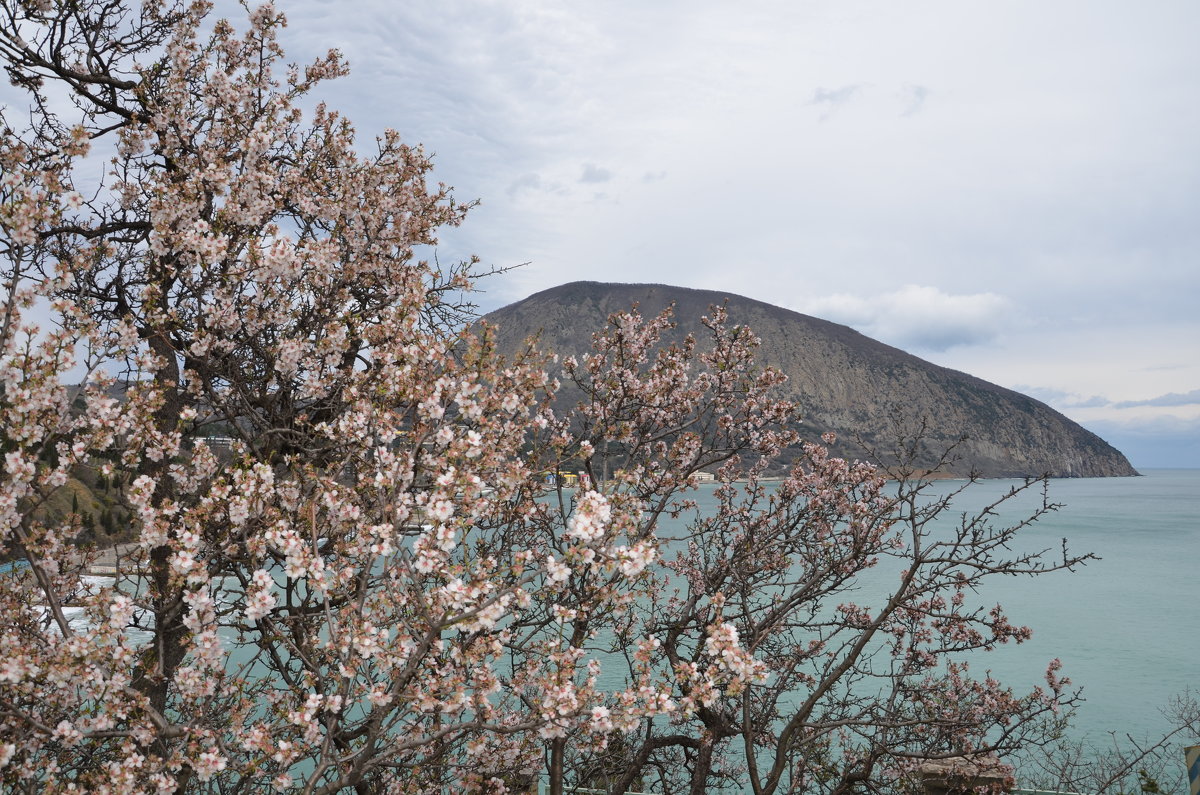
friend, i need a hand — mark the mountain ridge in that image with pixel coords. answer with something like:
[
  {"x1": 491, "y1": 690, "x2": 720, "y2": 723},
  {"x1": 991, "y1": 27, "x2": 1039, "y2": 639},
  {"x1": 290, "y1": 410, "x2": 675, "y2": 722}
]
[{"x1": 484, "y1": 281, "x2": 1138, "y2": 478}]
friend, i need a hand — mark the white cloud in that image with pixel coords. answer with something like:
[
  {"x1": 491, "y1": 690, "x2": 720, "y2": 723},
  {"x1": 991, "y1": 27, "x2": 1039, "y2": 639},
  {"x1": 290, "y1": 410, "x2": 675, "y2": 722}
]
[
  {"x1": 506, "y1": 173, "x2": 544, "y2": 197},
  {"x1": 900, "y1": 84, "x2": 929, "y2": 117},
  {"x1": 1080, "y1": 414, "x2": 1200, "y2": 469},
  {"x1": 579, "y1": 163, "x2": 614, "y2": 183},
  {"x1": 1114, "y1": 388, "x2": 1200, "y2": 409},
  {"x1": 5, "y1": 0, "x2": 1196, "y2": 463},
  {"x1": 794, "y1": 285, "x2": 1010, "y2": 352},
  {"x1": 1013, "y1": 386, "x2": 1109, "y2": 410},
  {"x1": 1005, "y1": 384, "x2": 1200, "y2": 466},
  {"x1": 808, "y1": 84, "x2": 863, "y2": 120}
]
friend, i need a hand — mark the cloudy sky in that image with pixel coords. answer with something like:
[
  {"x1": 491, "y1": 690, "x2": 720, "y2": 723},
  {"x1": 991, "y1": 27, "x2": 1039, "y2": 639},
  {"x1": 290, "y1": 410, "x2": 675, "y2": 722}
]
[
  {"x1": 221, "y1": 1, "x2": 1200, "y2": 468},
  {"x1": 17, "y1": 1, "x2": 1200, "y2": 467}
]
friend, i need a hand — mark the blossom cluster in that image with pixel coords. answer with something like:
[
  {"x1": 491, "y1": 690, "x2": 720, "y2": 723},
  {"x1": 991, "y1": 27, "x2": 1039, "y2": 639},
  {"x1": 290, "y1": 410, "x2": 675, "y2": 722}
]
[{"x1": 0, "y1": 1, "x2": 1089, "y2": 792}]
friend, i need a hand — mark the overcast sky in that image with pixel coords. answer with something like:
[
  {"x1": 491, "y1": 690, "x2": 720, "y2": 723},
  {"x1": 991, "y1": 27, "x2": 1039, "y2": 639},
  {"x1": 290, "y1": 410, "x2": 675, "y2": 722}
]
[
  {"x1": 275, "y1": 0, "x2": 1199, "y2": 467},
  {"x1": 15, "y1": 1, "x2": 1200, "y2": 467},
  {"x1": 181, "y1": 1, "x2": 1200, "y2": 469}
]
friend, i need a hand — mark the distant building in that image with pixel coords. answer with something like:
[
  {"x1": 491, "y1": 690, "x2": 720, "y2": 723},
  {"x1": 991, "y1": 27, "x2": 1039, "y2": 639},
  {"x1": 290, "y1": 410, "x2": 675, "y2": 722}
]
[{"x1": 541, "y1": 471, "x2": 579, "y2": 488}]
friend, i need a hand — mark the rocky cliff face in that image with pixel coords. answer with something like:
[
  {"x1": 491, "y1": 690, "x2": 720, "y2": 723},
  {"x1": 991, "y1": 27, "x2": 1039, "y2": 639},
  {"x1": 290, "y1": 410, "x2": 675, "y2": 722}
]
[{"x1": 484, "y1": 281, "x2": 1138, "y2": 478}]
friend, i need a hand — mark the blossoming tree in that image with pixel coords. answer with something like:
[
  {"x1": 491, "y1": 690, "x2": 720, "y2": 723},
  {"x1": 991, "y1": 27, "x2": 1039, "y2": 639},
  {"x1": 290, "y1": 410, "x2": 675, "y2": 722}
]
[{"x1": 1, "y1": 1, "x2": 1089, "y2": 792}]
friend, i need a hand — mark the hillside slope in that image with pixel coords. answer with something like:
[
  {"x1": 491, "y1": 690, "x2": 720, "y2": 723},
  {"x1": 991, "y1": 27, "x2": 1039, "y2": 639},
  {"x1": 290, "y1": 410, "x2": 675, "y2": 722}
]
[{"x1": 484, "y1": 282, "x2": 1137, "y2": 478}]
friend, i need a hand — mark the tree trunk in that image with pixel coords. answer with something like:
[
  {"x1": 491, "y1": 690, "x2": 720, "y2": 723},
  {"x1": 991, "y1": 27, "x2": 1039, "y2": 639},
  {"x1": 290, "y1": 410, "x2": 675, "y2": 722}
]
[
  {"x1": 550, "y1": 737, "x2": 565, "y2": 795},
  {"x1": 688, "y1": 736, "x2": 715, "y2": 795}
]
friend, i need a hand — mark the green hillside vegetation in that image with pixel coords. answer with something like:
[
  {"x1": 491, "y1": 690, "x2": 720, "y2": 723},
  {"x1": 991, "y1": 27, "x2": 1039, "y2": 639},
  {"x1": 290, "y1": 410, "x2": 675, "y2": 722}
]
[{"x1": 4, "y1": 465, "x2": 135, "y2": 563}]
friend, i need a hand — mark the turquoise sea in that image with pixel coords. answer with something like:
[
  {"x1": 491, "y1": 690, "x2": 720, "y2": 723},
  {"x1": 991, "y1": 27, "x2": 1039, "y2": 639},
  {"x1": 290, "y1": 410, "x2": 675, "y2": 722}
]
[
  {"x1": 688, "y1": 468, "x2": 1200, "y2": 789},
  {"x1": 595, "y1": 468, "x2": 1200, "y2": 789},
  {"x1": 891, "y1": 468, "x2": 1200, "y2": 790},
  {"x1": 959, "y1": 468, "x2": 1199, "y2": 747},
  {"x1": 634, "y1": 469, "x2": 1198, "y2": 751},
  {"x1": 58, "y1": 469, "x2": 1198, "y2": 788}
]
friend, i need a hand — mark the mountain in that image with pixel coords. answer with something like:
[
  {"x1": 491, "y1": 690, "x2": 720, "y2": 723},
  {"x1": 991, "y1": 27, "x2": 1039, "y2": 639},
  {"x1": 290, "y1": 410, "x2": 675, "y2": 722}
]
[{"x1": 483, "y1": 282, "x2": 1137, "y2": 478}]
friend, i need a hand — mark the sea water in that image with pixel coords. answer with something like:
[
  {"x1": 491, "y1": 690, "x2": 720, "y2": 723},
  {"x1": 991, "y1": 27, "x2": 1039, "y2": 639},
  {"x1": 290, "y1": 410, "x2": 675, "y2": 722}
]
[
  {"x1": 55, "y1": 469, "x2": 1200, "y2": 787},
  {"x1": 963, "y1": 469, "x2": 1199, "y2": 745},
  {"x1": 896, "y1": 468, "x2": 1200, "y2": 790},
  {"x1": 589, "y1": 469, "x2": 1200, "y2": 788},
  {"x1": 611, "y1": 470, "x2": 1198, "y2": 746}
]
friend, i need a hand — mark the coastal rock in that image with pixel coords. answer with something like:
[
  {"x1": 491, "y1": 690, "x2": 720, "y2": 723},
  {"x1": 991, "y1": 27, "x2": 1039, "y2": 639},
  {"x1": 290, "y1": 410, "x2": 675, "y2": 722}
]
[{"x1": 484, "y1": 281, "x2": 1138, "y2": 478}]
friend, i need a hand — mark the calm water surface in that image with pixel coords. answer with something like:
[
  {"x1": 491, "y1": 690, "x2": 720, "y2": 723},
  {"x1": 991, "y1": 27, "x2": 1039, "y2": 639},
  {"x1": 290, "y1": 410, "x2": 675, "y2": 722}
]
[
  {"x1": 660, "y1": 469, "x2": 1199, "y2": 786},
  {"x1": 60, "y1": 469, "x2": 1199, "y2": 784},
  {"x1": 584, "y1": 469, "x2": 1198, "y2": 750},
  {"x1": 963, "y1": 468, "x2": 1199, "y2": 745}
]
